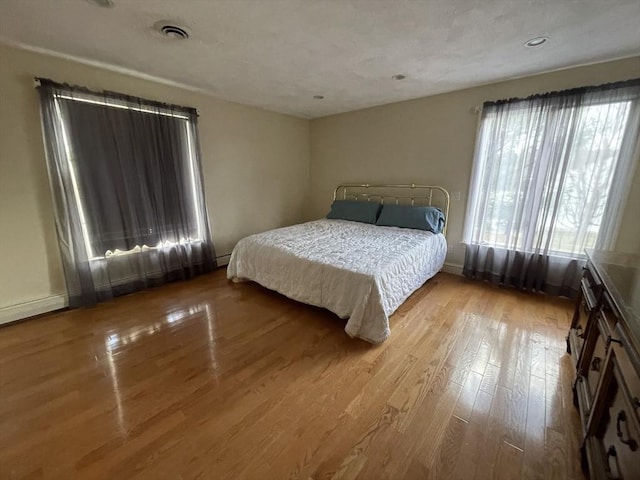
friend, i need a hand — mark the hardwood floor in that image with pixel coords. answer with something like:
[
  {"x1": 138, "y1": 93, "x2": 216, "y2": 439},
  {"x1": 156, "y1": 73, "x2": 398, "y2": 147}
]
[{"x1": 0, "y1": 269, "x2": 583, "y2": 479}]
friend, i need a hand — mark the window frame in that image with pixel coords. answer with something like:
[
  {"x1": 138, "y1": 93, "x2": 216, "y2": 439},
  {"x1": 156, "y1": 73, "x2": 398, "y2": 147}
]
[
  {"x1": 52, "y1": 93, "x2": 205, "y2": 260},
  {"x1": 465, "y1": 92, "x2": 637, "y2": 258}
]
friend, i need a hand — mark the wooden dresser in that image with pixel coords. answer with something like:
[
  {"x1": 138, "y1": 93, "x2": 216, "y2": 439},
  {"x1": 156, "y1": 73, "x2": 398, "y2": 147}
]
[{"x1": 567, "y1": 249, "x2": 640, "y2": 480}]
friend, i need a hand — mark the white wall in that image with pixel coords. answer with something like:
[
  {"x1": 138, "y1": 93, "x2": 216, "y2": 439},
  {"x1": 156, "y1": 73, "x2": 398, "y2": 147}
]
[
  {"x1": 1, "y1": 42, "x2": 638, "y2": 322},
  {"x1": 309, "y1": 57, "x2": 640, "y2": 268},
  {"x1": 0, "y1": 43, "x2": 310, "y2": 320}
]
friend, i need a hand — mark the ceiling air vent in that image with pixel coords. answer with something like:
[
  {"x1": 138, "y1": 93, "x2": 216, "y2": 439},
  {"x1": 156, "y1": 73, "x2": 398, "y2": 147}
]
[{"x1": 153, "y1": 21, "x2": 190, "y2": 40}]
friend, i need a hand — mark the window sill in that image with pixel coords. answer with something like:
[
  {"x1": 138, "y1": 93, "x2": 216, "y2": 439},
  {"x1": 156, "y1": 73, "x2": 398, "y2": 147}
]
[{"x1": 89, "y1": 239, "x2": 203, "y2": 261}]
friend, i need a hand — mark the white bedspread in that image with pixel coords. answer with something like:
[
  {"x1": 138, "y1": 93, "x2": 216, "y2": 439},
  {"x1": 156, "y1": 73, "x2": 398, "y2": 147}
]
[{"x1": 227, "y1": 219, "x2": 447, "y2": 343}]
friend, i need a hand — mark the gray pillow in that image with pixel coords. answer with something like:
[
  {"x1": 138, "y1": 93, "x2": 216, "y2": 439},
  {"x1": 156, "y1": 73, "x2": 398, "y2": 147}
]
[
  {"x1": 376, "y1": 204, "x2": 445, "y2": 233},
  {"x1": 326, "y1": 200, "x2": 382, "y2": 224}
]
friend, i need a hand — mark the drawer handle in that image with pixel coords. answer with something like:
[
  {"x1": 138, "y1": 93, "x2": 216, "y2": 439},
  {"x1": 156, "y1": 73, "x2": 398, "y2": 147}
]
[
  {"x1": 616, "y1": 410, "x2": 638, "y2": 451},
  {"x1": 606, "y1": 445, "x2": 620, "y2": 477},
  {"x1": 591, "y1": 356, "x2": 601, "y2": 372}
]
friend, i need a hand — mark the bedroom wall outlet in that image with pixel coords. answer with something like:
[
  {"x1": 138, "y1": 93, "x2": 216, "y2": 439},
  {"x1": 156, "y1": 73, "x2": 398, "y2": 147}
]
[
  {"x1": 451, "y1": 191, "x2": 461, "y2": 201},
  {"x1": 447, "y1": 244, "x2": 454, "y2": 254}
]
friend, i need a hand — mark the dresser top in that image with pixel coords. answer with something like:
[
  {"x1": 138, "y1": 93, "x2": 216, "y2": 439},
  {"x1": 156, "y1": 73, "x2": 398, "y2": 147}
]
[{"x1": 586, "y1": 249, "x2": 640, "y2": 345}]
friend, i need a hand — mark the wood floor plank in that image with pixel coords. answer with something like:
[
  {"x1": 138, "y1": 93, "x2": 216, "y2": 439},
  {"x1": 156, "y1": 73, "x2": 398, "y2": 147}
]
[
  {"x1": 470, "y1": 333, "x2": 493, "y2": 376},
  {"x1": 0, "y1": 269, "x2": 583, "y2": 479},
  {"x1": 522, "y1": 374, "x2": 547, "y2": 479},
  {"x1": 427, "y1": 414, "x2": 467, "y2": 480},
  {"x1": 452, "y1": 390, "x2": 493, "y2": 480},
  {"x1": 545, "y1": 371, "x2": 565, "y2": 434},
  {"x1": 332, "y1": 404, "x2": 399, "y2": 479},
  {"x1": 473, "y1": 386, "x2": 511, "y2": 479},
  {"x1": 507, "y1": 345, "x2": 531, "y2": 450},
  {"x1": 479, "y1": 362, "x2": 500, "y2": 395},
  {"x1": 408, "y1": 380, "x2": 463, "y2": 469},
  {"x1": 545, "y1": 427, "x2": 568, "y2": 480},
  {"x1": 402, "y1": 457, "x2": 430, "y2": 480},
  {"x1": 453, "y1": 370, "x2": 483, "y2": 422},
  {"x1": 495, "y1": 441, "x2": 524, "y2": 480},
  {"x1": 531, "y1": 341, "x2": 547, "y2": 379}
]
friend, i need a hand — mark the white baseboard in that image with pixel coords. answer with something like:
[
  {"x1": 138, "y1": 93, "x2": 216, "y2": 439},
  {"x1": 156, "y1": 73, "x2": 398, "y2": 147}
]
[
  {"x1": 216, "y1": 253, "x2": 231, "y2": 267},
  {"x1": 441, "y1": 263, "x2": 464, "y2": 276},
  {"x1": 0, "y1": 259, "x2": 459, "y2": 325},
  {"x1": 0, "y1": 294, "x2": 68, "y2": 325},
  {"x1": 1, "y1": 255, "x2": 232, "y2": 325}
]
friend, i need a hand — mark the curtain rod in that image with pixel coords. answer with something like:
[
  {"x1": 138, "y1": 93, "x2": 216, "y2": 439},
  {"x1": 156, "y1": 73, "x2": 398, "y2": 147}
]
[
  {"x1": 484, "y1": 78, "x2": 640, "y2": 108},
  {"x1": 33, "y1": 77, "x2": 200, "y2": 117}
]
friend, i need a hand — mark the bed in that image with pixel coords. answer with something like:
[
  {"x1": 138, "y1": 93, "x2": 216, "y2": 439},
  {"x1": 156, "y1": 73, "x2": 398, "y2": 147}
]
[{"x1": 227, "y1": 184, "x2": 450, "y2": 343}]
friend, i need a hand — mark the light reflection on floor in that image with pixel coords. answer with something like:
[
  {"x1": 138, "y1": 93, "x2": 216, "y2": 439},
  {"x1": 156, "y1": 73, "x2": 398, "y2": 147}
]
[
  {"x1": 449, "y1": 310, "x2": 563, "y2": 447},
  {"x1": 102, "y1": 302, "x2": 218, "y2": 435}
]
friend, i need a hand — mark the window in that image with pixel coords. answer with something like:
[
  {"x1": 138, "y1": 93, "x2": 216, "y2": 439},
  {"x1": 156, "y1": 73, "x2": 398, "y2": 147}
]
[
  {"x1": 464, "y1": 81, "x2": 640, "y2": 258},
  {"x1": 52, "y1": 93, "x2": 205, "y2": 258},
  {"x1": 462, "y1": 80, "x2": 639, "y2": 297},
  {"x1": 38, "y1": 78, "x2": 216, "y2": 307}
]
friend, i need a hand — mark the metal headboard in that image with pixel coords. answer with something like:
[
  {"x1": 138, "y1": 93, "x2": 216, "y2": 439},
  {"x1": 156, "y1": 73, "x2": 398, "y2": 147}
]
[{"x1": 333, "y1": 183, "x2": 451, "y2": 236}]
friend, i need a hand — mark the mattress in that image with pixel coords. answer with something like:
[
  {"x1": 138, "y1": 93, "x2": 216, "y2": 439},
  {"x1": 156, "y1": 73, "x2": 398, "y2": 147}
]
[{"x1": 227, "y1": 219, "x2": 447, "y2": 343}]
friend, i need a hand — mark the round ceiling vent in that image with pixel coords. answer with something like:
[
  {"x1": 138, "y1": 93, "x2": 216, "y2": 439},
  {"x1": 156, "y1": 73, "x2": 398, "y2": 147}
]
[{"x1": 153, "y1": 21, "x2": 190, "y2": 40}]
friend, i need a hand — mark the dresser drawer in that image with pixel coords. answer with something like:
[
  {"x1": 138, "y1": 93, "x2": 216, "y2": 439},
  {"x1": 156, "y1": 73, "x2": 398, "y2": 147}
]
[
  {"x1": 595, "y1": 358, "x2": 640, "y2": 480},
  {"x1": 569, "y1": 288, "x2": 591, "y2": 361},
  {"x1": 569, "y1": 268, "x2": 603, "y2": 363},
  {"x1": 582, "y1": 263, "x2": 603, "y2": 308},
  {"x1": 613, "y1": 343, "x2": 640, "y2": 430},
  {"x1": 575, "y1": 287, "x2": 590, "y2": 333},
  {"x1": 578, "y1": 314, "x2": 612, "y2": 401},
  {"x1": 567, "y1": 267, "x2": 603, "y2": 365},
  {"x1": 613, "y1": 327, "x2": 640, "y2": 428},
  {"x1": 600, "y1": 291, "x2": 621, "y2": 337},
  {"x1": 587, "y1": 326, "x2": 609, "y2": 401}
]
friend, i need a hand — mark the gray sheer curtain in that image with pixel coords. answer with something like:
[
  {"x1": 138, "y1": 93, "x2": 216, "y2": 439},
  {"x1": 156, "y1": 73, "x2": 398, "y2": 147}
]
[
  {"x1": 38, "y1": 78, "x2": 216, "y2": 307},
  {"x1": 463, "y1": 80, "x2": 640, "y2": 297}
]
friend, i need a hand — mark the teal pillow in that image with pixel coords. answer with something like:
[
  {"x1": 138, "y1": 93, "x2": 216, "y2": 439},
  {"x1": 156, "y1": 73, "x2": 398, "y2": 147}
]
[
  {"x1": 376, "y1": 204, "x2": 445, "y2": 233},
  {"x1": 326, "y1": 200, "x2": 382, "y2": 224}
]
